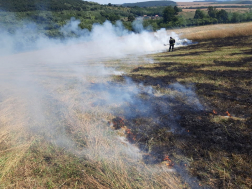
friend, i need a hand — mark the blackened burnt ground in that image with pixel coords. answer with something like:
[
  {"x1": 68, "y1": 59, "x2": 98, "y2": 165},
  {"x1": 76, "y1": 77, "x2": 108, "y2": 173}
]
[{"x1": 114, "y1": 36, "x2": 252, "y2": 188}]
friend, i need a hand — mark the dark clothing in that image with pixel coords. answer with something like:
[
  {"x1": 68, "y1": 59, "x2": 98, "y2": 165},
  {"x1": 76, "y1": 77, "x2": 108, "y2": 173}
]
[{"x1": 169, "y1": 38, "x2": 175, "y2": 52}]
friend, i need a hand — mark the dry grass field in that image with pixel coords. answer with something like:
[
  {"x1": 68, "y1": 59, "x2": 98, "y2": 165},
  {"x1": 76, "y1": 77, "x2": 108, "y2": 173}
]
[
  {"x1": 172, "y1": 22, "x2": 252, "y2": 40},
  {"x1": 180, "y1": 8, "x2": 250, "y2": 13},
  {"x1": 121, "y1": 22, "x2": 252, "y2": 188},
  {"x1": 177, "y1": 1, "x2": 252, "y2": 17},
  {"x1": 0, "y1": 22, "x2": 251, "y2": 188},
  {"x1": 177, "y1": 2, "x2": 252, "y2": 8}
]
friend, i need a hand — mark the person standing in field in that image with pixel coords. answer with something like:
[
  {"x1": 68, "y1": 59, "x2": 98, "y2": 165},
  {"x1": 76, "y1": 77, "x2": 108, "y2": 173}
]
[{"x1": 169, "y1": 37, "x2": 175, "y2": 52}]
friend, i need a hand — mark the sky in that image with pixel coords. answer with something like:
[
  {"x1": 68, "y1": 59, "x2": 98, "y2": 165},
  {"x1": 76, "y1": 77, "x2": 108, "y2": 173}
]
[{"x1": 88, "y1": 0, "x2": 194, "y2": 5}]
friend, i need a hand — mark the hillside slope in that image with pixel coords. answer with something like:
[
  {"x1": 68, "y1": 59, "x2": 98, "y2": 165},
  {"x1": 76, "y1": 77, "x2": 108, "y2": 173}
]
[{"x1": 122, "y1": 1, "x2": 176, "y2": 7}]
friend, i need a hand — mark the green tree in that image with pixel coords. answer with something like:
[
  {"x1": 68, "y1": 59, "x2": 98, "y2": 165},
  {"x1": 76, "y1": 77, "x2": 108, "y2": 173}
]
[
  {"x1": 207, "y1": 6, "x2": 218, "y2": 18},
  {"x1": 216, "y1": 9, "x2": 229, "y2": 23},
  {"x1": 108, "y1": 14, "x2": 120, "y2": 22},
  {"x1": 128, "y1": 15, "x2": 135, "y2": 22},
  {"x1": 194, "y1": 9, "x2": 205, "y2": 19},
  {"x1": 173, "y1": 6, "x2": 180, "y2": 15},
  {"x1": 231, "y1": 12, "x2": 241, "y2": 23},
  {"x1": 163, "y1": 6, "x2": 177, "y2": 23}
]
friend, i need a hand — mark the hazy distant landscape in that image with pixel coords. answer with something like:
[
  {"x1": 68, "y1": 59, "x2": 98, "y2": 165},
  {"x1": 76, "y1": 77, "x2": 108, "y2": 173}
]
[
  {"x1": 0, "y1": 0, "x2": 251, "y2": 38},
  {"x1": 0, "y1": 0, "x2": 252, "y2": 188}
]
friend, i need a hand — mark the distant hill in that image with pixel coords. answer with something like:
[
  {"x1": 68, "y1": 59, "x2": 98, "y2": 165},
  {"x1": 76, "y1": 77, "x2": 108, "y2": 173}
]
[
  {"x1": 121, "y1": 1, "x2": 176, "y2": 7},
  {"x1": 0, "y1": 0, "x2": 99, "y2": 12}
]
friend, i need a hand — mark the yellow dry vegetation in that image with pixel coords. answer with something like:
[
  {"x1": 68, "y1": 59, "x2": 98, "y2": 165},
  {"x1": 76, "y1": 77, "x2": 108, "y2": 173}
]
[
  {"x1": 170, "y1": 22, "x2": 252, "y2": 40},
  {"x1": 0, "y1": 22, "x2": 251, "y2": 188},
  {"x1": 176, "y1": 2, "x2": 252, "y2": 8}
]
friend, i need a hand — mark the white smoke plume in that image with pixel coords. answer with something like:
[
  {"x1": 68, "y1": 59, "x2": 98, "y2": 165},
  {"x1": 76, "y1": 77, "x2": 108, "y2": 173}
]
[
  {"x1": 0, "y1": 16, "x2": 200, "y2": 188},
  {"x1": 0, "y1": 17, "x2": 192, "y2": 57}
]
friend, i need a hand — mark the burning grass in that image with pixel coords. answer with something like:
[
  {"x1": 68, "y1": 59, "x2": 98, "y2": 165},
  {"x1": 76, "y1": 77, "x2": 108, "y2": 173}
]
[
  {"x1": 121, "y1": 30, "x2": 252, "y2": 188},
  {"x1": 0, "y1": 22, "x2": 252, "y2": 188},
  {"x1": 0, "y1": 97, "x2": 184, "y2": 188},
  {"x1": 0, "y1": 66, "x2": 185, "y2": 188}
]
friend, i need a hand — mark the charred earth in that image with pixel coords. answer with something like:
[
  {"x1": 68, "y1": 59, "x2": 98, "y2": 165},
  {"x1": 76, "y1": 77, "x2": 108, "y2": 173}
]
[{"x1": 114, "y1": 35, "x2": 252, "y2": 188}]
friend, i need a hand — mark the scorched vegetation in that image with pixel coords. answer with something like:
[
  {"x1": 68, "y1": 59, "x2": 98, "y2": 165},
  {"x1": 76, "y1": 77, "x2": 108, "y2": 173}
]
[
  {"x1": 119, "y1": 23, "x2": 252, "y2": 188},
  {"x1": 0, "y1": 22, "x2": 251, "y2": 189}
]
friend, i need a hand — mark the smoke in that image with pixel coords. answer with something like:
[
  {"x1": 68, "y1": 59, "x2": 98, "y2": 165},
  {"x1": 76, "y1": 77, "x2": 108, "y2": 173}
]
[
  {"x1": 60, "y1": 17, "x2": 90, "y2": 37},
  {"x1": 0, "y1": 17, "x2": 192, "y2": 57},
  {"x1": 132, "y1": 18, "x2": 145, "y2": 33},
  {"x1": 0, "y1": 16, "x2": 200, "y2": 187},
  {"x1": 169, "y1": 83, "x2": 204, "y2": 110}
]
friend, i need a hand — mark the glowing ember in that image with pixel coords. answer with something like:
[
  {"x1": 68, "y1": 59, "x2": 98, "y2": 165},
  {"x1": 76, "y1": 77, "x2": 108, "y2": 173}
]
[
  {"x1": 126, "y1": 128, "x2": 136, "y2": 141},
  {"x1": 213, "y1": 110, "x2": 217, "y2": 114},
  {"x1": 226, "y1": 111, "x2": 231, "y2": 117},
  {"x1": 112, "y1": 117, "x2": 125, "y2": 129},
  {"x1": 163, "y1": 155, "x2": 174, "y2": 167}
]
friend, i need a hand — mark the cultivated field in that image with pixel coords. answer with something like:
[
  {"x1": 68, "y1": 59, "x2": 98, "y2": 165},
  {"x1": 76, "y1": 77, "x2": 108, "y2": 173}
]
[
  {"x1": 180, "y1": 8, "x2": 250, "y2": 13},
  {"x1": 177, "y1": 2, "x2": 252, "y2": 8},
  {"x1": 177, "y1": 1, "x2": 252, "y2": 17},
  {"x1": 0, "y1": 22, "x2": 251, "y2": 188},
  {"x1": 173, "y1": 22, "x2": 252, "y2": 40}
]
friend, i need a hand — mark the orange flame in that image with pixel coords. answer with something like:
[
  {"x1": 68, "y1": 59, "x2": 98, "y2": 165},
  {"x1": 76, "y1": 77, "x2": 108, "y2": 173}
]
[
  {"x1": 213, "y1": 110, "x2": 217, "y2": 114},
  {"x1": 126, "y1": 129, "x2": 136, "y2": 141},
  {"x1": 226, "y1": 111, "x2": 231, "y2": 117},
  {"x1": 112, "y1": 117, "x2": 125, "y2": 129},
  {"x1": 163, "y1": 155, "x2": 174, "y2": 167},
  {"x1": 126, "y1": 129, "x2": 131, "y2": 134},
  {"x1": 118, "y1": 117, "x2": 124, "y2": 124}
]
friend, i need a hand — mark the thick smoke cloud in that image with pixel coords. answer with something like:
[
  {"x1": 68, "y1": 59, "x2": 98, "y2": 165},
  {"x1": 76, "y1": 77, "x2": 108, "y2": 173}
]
[
  {"x1": 0, "y1": 15, "x2": 193, "y2": 146},
  {"x1": 0, "y1": 16, "x2": 200, "y2": 188},
  {"x1": 0, "y1": 17, "x2": 192, "y2": 57}
]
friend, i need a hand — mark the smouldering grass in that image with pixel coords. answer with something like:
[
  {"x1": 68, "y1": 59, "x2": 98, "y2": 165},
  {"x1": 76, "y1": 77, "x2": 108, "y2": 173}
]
[
  {"x1": 1, "y1": 23, "x2": 252, "y2": 189},
  {"x1": 121, "y1": 26, "x2": 252, "y2": 188},
  {"x1": 0, "y1": 80, "x2": 183, "y2": 188}
]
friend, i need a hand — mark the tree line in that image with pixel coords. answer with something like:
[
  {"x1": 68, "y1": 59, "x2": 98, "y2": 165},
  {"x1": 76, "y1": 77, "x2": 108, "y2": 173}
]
[
  {"x1": 144, "y1": 5, "x2": 252, "y2": 30},
  {"x1": 0, "y1": 0, "x2": 99, "y2": 12},
  {"x1": 189, "y1": 6, "x2": 252, "y2": 26},
  {"x1": 0, "y1": 0, "x2": 252, "y2": 37},
  {"x1": 121, "y1": 1, "x2": 176, "y2": 7}
]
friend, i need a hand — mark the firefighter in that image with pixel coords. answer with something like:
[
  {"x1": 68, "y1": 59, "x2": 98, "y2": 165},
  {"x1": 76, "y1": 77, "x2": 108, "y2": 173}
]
[{"x1": 169, "y1": 37, "x2": 175, "y2": 52}]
